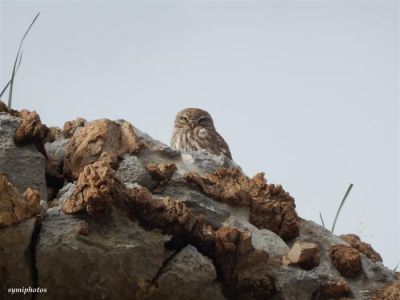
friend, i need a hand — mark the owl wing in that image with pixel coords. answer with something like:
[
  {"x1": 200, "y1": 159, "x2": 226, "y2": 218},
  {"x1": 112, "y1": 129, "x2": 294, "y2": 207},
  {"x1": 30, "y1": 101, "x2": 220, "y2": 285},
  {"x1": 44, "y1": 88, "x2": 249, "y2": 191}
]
[{"x1": 215, "y1": 131, "x2": 232, "y2": 159}]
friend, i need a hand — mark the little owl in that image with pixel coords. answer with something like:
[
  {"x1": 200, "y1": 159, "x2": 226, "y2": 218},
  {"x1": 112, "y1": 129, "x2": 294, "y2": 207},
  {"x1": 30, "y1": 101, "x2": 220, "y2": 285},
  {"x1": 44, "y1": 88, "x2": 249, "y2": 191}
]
[{"x1": 171, "y1": 108, "x2": 232, "y2": 159}]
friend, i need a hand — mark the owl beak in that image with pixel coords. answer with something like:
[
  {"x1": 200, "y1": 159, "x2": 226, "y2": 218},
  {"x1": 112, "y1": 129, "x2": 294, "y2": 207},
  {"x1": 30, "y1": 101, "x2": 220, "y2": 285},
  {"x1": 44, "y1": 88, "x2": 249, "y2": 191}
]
[{"x1": 189, "y1": 121, "x2": 195, "y2": 129}]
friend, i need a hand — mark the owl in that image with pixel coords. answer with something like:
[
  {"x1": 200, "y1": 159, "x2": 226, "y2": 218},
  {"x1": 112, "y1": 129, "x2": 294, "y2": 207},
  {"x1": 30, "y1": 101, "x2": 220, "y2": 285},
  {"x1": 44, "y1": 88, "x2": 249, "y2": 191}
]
[{"x1": 171, "y1": 108, "x2": 232, "y2": 159}]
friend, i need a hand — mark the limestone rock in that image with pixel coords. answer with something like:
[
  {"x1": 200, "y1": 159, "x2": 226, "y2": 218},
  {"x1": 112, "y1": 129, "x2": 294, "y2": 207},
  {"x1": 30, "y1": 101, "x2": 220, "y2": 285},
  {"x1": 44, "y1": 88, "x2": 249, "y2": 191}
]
[
  {"x1": 36, "y1": 209, "x2": 167, "y2": 300},
  {"x1": 0, "y1": 174, "x2": 40, "y2": 227},
  {"x1": 0, "y1": 113, "x2": 47, "y2": 200},
  {"x1": 282, "y1": 241, "x2": 320, "y2": 270},
  {"x1": 330, "y1": 244, "x2": 362, "y2": 277},
  {"x1": 340, "y1": 233, "x2": 383, "y2": 263},
  {"x1": 62, "y1": 117, "x2": 86, "y2": 138},
  {"x1": 372, "y1": 281, "x2": 400, "y2": 300},
  {"x1": 185, "y1": 168, "x2": 299, "y2": 240},
  {"x1": 0, "y1": 218, "x2": 36, "y2": 299},
  {"x1": 116, "y1": 155, "x2": 157, "y2": 190},
  {"x1": 63, "y1": 119, "x2": 143, "y2": 179},
  {"x1": 147, "y1": 245, "x2": 226, "y2": 300},
  {"x1": 14, "y1": 109, "x2": 48, "y2": 150}
]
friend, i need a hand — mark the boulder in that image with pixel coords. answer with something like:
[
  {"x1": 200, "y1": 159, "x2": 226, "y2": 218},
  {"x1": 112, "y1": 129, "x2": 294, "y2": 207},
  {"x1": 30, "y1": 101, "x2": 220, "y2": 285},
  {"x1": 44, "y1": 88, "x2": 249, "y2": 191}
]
[
  {"x1": 0, "y1": 113, "x2": 47, "y2": 200},
  {"x1": 147, "y1": 245, "x2": 226, "y2": 300}
]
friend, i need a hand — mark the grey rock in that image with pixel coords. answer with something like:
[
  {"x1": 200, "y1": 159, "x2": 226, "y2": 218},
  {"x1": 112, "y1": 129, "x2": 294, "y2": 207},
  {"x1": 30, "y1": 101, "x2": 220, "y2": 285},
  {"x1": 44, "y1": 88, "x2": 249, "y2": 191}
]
[
  {"x1": 44, "y1": 136, "x2": 69, "y2": 163},
  {"x1": 0, "y1": 113, "x2": 47, "y2": 200},
  {"x1": 178, "y1": 150, "x2": 239, "y2": 176},
  {"x1": 116, "y1": 155, "x2": 157, "y2": 190},
  {"x1": 147, "y1": 245, "x2": 226, "y2": 300},
  {"x1": 36, "y1": 209, "x2": 168, "y2": 300},
  {"x1": 0, "y1": 218, "x2": 36, "y2": 300}
]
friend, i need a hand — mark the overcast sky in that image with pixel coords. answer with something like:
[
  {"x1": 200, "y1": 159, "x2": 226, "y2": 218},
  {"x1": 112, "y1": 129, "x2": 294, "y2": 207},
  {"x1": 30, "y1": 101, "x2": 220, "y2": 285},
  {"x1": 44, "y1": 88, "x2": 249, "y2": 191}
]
[{"x1": 1, "y1": 1, "x2": 398, "y2": 267}]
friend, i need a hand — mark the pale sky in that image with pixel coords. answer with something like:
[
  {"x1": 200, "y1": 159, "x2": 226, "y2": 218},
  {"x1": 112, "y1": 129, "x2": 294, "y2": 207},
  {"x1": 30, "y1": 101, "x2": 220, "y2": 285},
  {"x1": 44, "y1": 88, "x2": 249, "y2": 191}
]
[{"x1": 1, "y1": 1, "x2": 399, "y2": 267}]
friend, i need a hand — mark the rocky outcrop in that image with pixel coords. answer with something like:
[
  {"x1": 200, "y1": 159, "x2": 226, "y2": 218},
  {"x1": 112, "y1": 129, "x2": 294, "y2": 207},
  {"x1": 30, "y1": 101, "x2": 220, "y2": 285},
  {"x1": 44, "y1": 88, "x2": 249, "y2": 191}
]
[
  {"x1": 0, "y1": 113, "x2": 47, "y2": 200},
  {"x1": 63, "y1": 119, "x2": 143, "y2": 179},
  {"x1": 282, "y1": 241, "x2": 320, "y2": 270},
  {"x1": 185, "y1": 168, "x2": 299, "y2": 240},
  {"x1": 0, "y1": 105, "x2": 398, "y2": 300},
  {"x1": 330, "y1": 244, "x2": 362, "y2": 278},
  {"x1": 340, "y1": 233, "x2": 383, "y2": 263}
]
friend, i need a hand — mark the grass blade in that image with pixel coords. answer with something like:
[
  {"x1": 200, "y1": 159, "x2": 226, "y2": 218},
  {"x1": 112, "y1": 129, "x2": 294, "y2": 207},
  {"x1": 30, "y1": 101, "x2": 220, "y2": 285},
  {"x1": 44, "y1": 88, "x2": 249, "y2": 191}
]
[
  {"x1": 319, "y1": 212, "x2": 326, "y2": 229},
  {"x1": 0, "y1": 51, "x2": 23, "y2": 99},
  {"x1": 394, "y1": 261, "x2": 400, "y2": 272},
  {"x1": 6, "y1": 12, "x2": 40, "y2": 109},
  {"x1": 331, "y1": 183, "x2": 354, "y2": 233}
]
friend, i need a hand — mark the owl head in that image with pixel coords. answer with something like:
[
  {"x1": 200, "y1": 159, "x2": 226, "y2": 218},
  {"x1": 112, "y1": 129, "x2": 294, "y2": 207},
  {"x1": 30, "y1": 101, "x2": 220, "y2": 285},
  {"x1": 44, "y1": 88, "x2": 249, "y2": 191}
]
[{"x1": 174, "y1": 108, "x2": 215, "y2": 130}]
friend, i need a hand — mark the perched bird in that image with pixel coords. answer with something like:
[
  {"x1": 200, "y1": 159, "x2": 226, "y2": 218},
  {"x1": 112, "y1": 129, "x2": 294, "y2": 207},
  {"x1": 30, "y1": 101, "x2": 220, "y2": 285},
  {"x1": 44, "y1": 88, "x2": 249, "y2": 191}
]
[{"x1": 171, "y1": 108, "x2": 232, "y2": 159}]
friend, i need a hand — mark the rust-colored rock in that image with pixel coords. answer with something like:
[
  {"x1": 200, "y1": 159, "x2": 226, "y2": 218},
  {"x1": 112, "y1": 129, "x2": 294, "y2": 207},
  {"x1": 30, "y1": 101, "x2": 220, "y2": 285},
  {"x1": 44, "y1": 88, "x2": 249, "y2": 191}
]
[
  {"x1": 372, "y1": 281, "x2": 400, "y2": 300},
  {"x1": 64, "y1": 161, "x2": 275, "y2": 298},
  {"x1": 14, "y1": 109, "x2": 48, "y2": 149},
  {"x1": 0, "y1": 174, "x2": 41, "y2": 226},
  {"x1": 0, "y1": 100, "x2": 8, "y2": 112},
  {"x1": 185, "y1": 167, "x2": 299, "y2": 240},
  {"x1": 63, "y1": 119, "x2": 144, "y2": 179},
  {"x1": 340, "y1": 234, "x2": 382, "y2": 263},
  {"x1": 62, "y1": 117, "x2": 86, "y2": 138},
  {"x1": 63, "y1": 160, "x2": 128, "y2": 217},
  {"x1": 44, "y1": 126, "x2": 62, "y2": 144},
  {"x1": 146, "y1": 162, "x2": 177, "y2": 190},
  {"x1": 319, "y1": 276, "x2": 351, "y2": 298},
  {"x1": 282, "y1": 241, "x2": 320, "y2": 270},
  {"x1": 330, "y1": 244, "x2": 362, "y2": 277},
  {"x1": 23, "y1": 187, "x2": 41, "y2": 216}
]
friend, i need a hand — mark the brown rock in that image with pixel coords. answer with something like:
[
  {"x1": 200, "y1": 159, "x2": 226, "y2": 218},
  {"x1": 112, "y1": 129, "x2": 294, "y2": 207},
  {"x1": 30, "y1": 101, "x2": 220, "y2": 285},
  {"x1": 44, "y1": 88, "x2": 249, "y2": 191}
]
[
  {"x1": 44, "y1": 126, "x2": 62, "y2": 144},
  {"x1": 185, "y1": 168, "x2": 299, "y2": 240},
  {"x1": 340, "y1": 234, "x2": 382, "y2": 263},
  {"x1": 23, "y1": 187, "x2": 41, "y2": 216},
  {"x1": 63, "y1": 160, "x2": 127, "y2": 217},
  {"x1": 372, "y1": 281, "x2": 400, "y2": 300},
  {"x1": 146, "y1": 163, "x2": 177, "y2": 190},
  {"x1": 64, "y1": 161, "x2": 274, "y2": 299},
  {"x1": 319, "y1": 276, "x2": 351, "y2": 298},
  {"x1": 282, "y1": 241, "x2": 320, "y2": 270},
  {"x1": 0, "y1": 100, "x2": 8, "y2": 112},
  {"x1": 0, "y1": 173, "x2": 40, "y2": 227},
  {"x1": 14, "y1": 109, "x2": 48, "y2": 151},
  {"x1": 330, "y1": 244, "x2": 362, "y2": 277},
  {"x1": 63, "y1": 119, "x2": 144, "y2": 179},
  {"x1": 62, "y1": 117, "x2": 86, "y2": 138}
]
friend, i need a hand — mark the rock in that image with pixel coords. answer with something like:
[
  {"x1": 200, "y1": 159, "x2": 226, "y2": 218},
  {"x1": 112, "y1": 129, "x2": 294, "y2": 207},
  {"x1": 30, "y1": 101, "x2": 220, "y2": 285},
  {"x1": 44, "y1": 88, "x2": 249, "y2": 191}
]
[
  {"x1": 0, "y1": 218, "x2": 36, "y2": 299},
  {"x1": 0, "y1": 113, "x2": 47, "y2": 200},
  {"x1": 63, "y1": 161, "x2": 128, "y2": 217},
  {"x1": 36, "y1": 209, "x2": 168, "y2": 300},
  {"x1": 340, "y1": 233, "x2": 383, "y2": 263},
  {"x1": 372, "y1": 281, "x2": 400, "y2": 300},
  {"x1": 14, "y1": 109, "x2": 48, "y2": 150},
  {"x1": 0, "y1": 174, "x2": 40, "y2": 226},
  {"x1": 63, "y1": 119, "x2": 144, "y2": 179},
  {"x1": 185, "y1": 168, "x2": 299, "y2": 240},
  {"x1": 147, "y1": 245, "x2": 226, "y2": 300},
  {"x1": 62, "y1": 117, "x2": 86, "y2": 138},
  {"x1": 0, "y1": 100, "x2": 8, "y2": 112},
  {"x1": 116, "y1": 155, "x2": 157, "y2": 190},
  {"x1": 330, "y1": 244, "x2": 362, "y2": 277},
  {"x1": 146, "y1": 162, "x2": 177, "y2": 190},
  {"x1": 282, "y1": 241, "x2": 320, "y2": 270},
  {"x1": 318, "y1": 276, "x2": 352, "y2": 298}
]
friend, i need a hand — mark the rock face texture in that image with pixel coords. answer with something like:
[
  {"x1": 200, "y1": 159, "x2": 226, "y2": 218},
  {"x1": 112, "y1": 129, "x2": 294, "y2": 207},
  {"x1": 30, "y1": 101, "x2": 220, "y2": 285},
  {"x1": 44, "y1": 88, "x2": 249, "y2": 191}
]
[
  {"x1": 0, "y1": 102, "x2": 398, "y2": 300},
  {"x1": 0, "y1": 113, "x2": 47, "y2": 200}
]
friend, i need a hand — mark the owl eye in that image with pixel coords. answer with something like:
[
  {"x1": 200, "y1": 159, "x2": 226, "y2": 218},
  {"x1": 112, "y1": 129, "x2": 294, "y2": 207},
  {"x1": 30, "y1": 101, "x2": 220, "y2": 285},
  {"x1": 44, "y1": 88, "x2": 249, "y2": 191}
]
[
  {"x1": 198, "y1": 117, "x2": 208, "y2": 123},
  {"x1": 180, "y1": 116, "x2": 188, "y2": 122}
]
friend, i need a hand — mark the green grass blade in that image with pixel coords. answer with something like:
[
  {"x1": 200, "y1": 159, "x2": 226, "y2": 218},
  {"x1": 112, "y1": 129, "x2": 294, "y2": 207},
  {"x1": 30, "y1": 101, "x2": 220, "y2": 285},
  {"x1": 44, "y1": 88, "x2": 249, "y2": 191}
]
[
  {"x1": 0, "y1": 51, "x2": 23, "y2": 99},
  {"x1": 319, "y1": 212, "x2": 326, "y2": 229},
  {"x1": 331, "y1": 183, "x2": 354, "y2": 233},
  {"x1": 6, "y1": 12, "x2": 40, "y2": 109}
]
